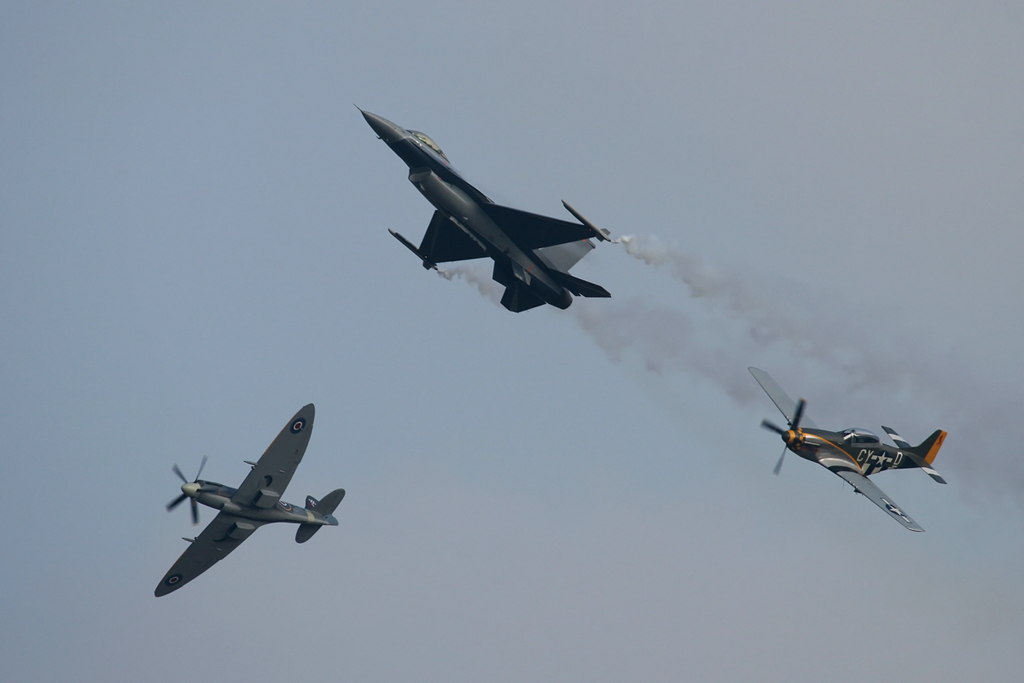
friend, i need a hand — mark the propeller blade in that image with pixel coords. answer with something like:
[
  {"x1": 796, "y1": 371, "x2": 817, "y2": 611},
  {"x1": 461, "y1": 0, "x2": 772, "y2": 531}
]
[
  {"x1": 190, "y1": 499, "x2": 199, "y2": 525},
  {"x1": 791, "y1": 399, "x2": 806, "y2": 430},
  {"x1": 166, "y1": 493, "x2": 188, "y2": 511},
  {"x1": 172, "y1": 464, "x2": 187, "y2": 483},
  {"x1": 194, "y1": 455, "x2": 208, "y2": 482},
  {"x1": 773, "y1": 445, "x2": 787, "y2": 476},
  {"x1": 761, "y1": 419, "x2": 787, "y2": 435}
]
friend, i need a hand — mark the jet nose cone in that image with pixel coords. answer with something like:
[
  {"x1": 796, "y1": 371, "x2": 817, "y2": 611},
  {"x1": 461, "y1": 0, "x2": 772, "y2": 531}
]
[{"x1": 359, "y1": 109, "x2": 403, "y2": 144}]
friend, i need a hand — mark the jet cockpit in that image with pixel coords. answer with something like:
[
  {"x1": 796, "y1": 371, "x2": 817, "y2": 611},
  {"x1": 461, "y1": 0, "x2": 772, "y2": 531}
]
[{"x1": 409, "y1": 130, "x2": 448, "y2": 161}]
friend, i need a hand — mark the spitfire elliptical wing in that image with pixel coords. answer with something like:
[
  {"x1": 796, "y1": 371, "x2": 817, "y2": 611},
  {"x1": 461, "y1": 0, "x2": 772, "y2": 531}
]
[
  {"x1": 155, "y1": 512, "x2": 266, "y2": 596},
  {"x1": 231, "y1": 404, "x2": 315, "y2": 508}
]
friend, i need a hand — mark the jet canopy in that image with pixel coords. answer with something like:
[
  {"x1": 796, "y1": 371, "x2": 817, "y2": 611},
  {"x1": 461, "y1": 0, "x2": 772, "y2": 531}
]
[
  {"x1": 409, "y1": 130, "x2": 448, "y2": 161},
  {"x1": 842, "y1": 428, "x2": 880, "y2": 444}
]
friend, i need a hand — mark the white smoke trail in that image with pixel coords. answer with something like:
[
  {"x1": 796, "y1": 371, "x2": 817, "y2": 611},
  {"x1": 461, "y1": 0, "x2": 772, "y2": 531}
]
[
  {"x1": 571, "y1": 236, "x2": 1024, "y2": 508},
  {"x1": 431, "y1": 239, "x2": 1023, "y2": 507},
  {"x1": 436, "y1": 265, "x2": 503, "y2": 305}
]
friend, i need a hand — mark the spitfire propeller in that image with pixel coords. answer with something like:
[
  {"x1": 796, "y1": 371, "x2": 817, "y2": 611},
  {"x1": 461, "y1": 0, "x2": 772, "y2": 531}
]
[
  {"x1": 759, "y1": 398, "x2": 806, "y2": 476},
  {"x1": 166, "y1": 456, "x2": 208, "y2": 525}
]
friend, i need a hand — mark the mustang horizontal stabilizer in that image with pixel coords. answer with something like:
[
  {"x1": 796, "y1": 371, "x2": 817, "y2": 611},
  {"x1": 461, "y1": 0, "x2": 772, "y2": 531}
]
[
  {"x1": 480, "y1": 203, "x2": 599, "y2": 250},
  {"x1": 548, "y1": 270, "x2": 611, "y2": 298},
  {"x1": 834, "y1": 470, "x2": 924, "y2": 532},
  {"x1": 882, "y1": 426, "x2": 947, "y2": 484},
  {"x1": 749, "y1": 367, "x2": 818, "y2": 429}
]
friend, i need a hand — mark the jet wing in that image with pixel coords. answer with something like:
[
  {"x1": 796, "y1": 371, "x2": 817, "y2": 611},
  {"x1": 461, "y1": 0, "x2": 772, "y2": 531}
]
[
  {"x1": 155, "y1": 512, "x2": 265, "y2": 596},
  {"x1": 419, "y1": 210, "x2": 488, "y2": 263},
  {"x1": 480, "y1": 203, "x2": 600, "y2": 250},
  {"x1": 833, "y1": 470, "x2": 923, "y2": 532},
  {"x1": 748, "y1": 367, "x2": 818, "y2": 429},
  {"x1": 231, "y1": 404, "x2": 315, "y2": 509}
]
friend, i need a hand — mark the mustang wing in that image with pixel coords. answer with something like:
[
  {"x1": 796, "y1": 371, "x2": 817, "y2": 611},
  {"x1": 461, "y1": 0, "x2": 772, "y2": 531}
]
[
  {"x1": 480, "y1": 203, "x2": 600, "y2": 250},
  {"x1": 155, "y1": 512, "x2": 265, "y2": 596},
  {"x1": 834, "y1": 470, "x2": 923, "y2": 532},
  {"x1": 231, "y1": 404, "x2": 315, "y2": 508},
  {"x1": 748, "y1": 367, "x2": 818, "y2": 429}
]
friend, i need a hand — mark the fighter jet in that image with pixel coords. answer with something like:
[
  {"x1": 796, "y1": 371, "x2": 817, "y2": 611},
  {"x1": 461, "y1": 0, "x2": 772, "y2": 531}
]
[
  {"x1": 750, "y1": 367, "x2": 947, "y2": 531},
  {"x1": 360, "y1": 108, "x2": 613, "y2": 312},
  {"x1": 155, "y1": 404, "x2": 344, "y2": 596}
]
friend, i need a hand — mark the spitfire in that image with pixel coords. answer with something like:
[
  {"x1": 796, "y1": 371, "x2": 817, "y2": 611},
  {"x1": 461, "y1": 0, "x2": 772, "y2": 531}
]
[
  {"x1": 360, "y1": 108, "x2": 614, "y2": 312},
  {"x1": 750, "y1": 367, "x2": 947, "y2": 532},
  {"x1": 156, "y1": 404, "x2": 344, "y2": 596}
]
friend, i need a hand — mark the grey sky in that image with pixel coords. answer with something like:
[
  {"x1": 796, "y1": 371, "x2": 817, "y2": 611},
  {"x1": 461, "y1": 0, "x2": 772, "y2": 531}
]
[{"x1": 2, "y1": 2, "x2": 1023, "y2": 681}]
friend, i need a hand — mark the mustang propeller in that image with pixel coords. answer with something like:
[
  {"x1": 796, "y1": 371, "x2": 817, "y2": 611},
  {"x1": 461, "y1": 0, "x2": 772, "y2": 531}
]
[
  {"x1": 166, "y1": 456, "x2": 208, "y2": 525},
  {"x1": 759, "y1": 398, "x2": 806, "y2": 476}
]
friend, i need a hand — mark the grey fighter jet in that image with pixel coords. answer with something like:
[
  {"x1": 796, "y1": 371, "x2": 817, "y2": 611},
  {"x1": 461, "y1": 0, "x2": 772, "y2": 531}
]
[
  {"x1": 155, "y1": 404, "x2": 344, "y2": 596},
  {"x1": 750, "y1": 368, "x2": 947, "y2": 531},
  {"x1": 360, "y1": 109, "x2": 613, "y2": 312}
]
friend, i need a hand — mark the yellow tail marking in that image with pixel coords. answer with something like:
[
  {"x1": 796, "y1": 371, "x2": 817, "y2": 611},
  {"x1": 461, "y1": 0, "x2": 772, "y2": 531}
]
[{"x1": 925, "y1": 431, "x2": 947, "y2": 464}]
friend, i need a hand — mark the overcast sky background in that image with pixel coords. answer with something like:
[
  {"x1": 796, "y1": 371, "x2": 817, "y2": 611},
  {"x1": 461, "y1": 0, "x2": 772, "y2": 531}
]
[{"x1": 2, "y1": 2, "x2": 1023, "y2": 681}]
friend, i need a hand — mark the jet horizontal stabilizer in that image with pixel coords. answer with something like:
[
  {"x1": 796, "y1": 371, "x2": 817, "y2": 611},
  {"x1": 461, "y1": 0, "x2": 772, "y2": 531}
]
[{"x1": 548, "y1": 270, "x2": 611, "y2": 298}]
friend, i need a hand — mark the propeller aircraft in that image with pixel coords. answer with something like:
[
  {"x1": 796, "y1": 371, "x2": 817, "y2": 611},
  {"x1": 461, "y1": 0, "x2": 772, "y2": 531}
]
[
  {"x1": 360, "y1": 108, "x2": 614, "y2": 312},
  {"x1": 750, "y1": 367, "x2": 947, "y2": 532},
  {"x1": 156, "y1": 404, "x2": 344, "y2": 596}
]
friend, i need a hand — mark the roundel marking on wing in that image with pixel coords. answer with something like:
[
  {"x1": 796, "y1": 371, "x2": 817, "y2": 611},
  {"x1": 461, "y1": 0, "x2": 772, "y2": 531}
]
[
  {"x1": 165, "y1": 574, "x2": 183, "y2": 586},
  {"x1": 290, "y1": 419, "x2": 306, "y2": 434}
]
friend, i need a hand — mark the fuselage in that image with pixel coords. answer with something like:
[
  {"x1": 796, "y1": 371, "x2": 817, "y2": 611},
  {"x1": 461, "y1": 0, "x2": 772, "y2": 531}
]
[
  {"x1": 782, "y1": 428, "x2": 912, "y2": 477},
  {"x1": 362, "y1": 110, "x2": 572, "y2": 309},
  {"x1": 184, "y1": 481, "x2": 337, "y2": 527}
]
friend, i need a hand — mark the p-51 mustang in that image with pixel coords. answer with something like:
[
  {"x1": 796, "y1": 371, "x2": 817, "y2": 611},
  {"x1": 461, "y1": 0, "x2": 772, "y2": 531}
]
[
  {"x1": 360, "y1": 108, "x2": 613, "y2": 312},
  {"x1": 750, "y1": 367, "x2": 947, "y2": 532},
  {"x1": 156, "y1": 404, "x2": 344, "y2": 596}
]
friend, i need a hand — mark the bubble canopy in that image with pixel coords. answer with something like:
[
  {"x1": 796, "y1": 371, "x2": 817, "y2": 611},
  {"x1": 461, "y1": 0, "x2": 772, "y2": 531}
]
[
  {"x1": 842, "y1": 428, "x2": 880, "y2": 444},
  {"x1": 408, "y1": 130, "x2": 447, "y2": 161}
]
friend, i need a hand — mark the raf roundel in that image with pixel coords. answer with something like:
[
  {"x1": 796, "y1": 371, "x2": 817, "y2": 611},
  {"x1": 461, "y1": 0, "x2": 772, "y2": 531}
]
[
  {"x1": 290, "y1": 418, "x2": 306, "y2": 434},
  {"x1": 165, "y1": 574, "x2": 182, "y2": 587}
]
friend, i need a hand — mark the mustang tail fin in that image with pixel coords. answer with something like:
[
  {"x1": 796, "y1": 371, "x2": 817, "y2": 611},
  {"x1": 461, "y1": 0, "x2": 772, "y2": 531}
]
[
  {"x1": 911, "y1": 430, "x2": 947, "y2": 465},
  {"x1": 891, "y1": 429, "x2": 947, "y2": 484}
]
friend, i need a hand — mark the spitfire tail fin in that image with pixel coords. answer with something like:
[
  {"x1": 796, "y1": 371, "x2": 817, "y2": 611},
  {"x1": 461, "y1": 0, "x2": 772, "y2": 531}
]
[{"x1": 315, "y1": 488, "x2": 346, "y2": 516}]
